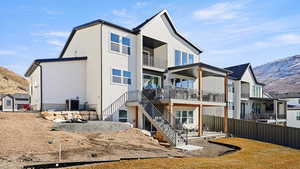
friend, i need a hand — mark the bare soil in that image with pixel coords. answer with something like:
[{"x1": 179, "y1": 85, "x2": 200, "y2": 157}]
[{"x1": 0, "y1": 112, "x2": 232, "y2": 169}]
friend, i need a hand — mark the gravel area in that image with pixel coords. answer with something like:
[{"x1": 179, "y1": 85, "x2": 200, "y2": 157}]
[{"x1": 53, "y1": 121, "x2": 133, "y2": 133}]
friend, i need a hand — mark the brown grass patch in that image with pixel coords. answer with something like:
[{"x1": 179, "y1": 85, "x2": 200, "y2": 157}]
[{"x1": 73, "y1": 137, "x2": 300, "y2": 169}]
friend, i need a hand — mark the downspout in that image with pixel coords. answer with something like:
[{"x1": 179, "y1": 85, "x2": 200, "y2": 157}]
[
  {"x1": 36, "y1": 64, "x2": 43, "y2": 112},
  {"x1": 100, "y1": 22, "x2": 103, "y2": 120}
]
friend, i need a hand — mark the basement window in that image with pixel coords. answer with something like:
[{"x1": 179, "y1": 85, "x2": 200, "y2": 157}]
[{"x1": 119, "y1": 110, "x2": 128, "y2": 122}]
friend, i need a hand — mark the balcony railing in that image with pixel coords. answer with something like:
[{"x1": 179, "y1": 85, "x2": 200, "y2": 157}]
[
  {"x1": 202, "y1": 91, "x2": 225, "y2": 103},
  {"x1": 142, "y1": 87, "x2": 200, "y2": 101},
  {"x1": 141, "y1": 87, "x2": 225, "y2": 103},
  {"x1": 252, "y1": 113, "x2": 287, "y2": 120},
  {"x1": 241, "y1": 92, "x2": 250, "y2": 98}
]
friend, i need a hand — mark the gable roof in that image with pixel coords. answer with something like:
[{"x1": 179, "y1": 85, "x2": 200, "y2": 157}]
[
  {"x1": 225, "y1": 63, "x2": 264, "y2": 85},
  {"x1": 58, "y1": 9, "x2": 202, "y2": 58},
  {"x1": 25, "y1": 57, "x2": 87, "y2": 77}
]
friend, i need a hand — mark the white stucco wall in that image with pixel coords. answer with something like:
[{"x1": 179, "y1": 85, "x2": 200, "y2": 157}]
[
  {"x1": 241, "y1": 67, "x2": 262, "y2": 98},
  {"x1": 29, "y1": 66, "x2": 41, "y2": 110},
  {"x1": 41, "y1": 60, "x2": 87, "y2": 106},
  {"x1": 101, "y1": 24, "x2": 138, "y2": 111},
  {"x1": 63, "y1": 24, "x2": 102, "y2": 111},
  {"x1": 287, "y1": 109, "x2": 300, "y2": 128},
  {"x1": 140, "y1": 13, "x2": 200, "y2": 67}
]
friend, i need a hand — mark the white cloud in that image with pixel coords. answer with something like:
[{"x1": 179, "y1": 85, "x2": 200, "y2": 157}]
[
  {"x1": 31, "y1": 31, "x2": 69, "y2": 38},
  {"x1": 42, "y1": 8, "x2": 63, "y2": 15},
  {"x1": 44, "y1": 31, "x2": 69, "y2": 38},
  {"x1": 193, "y1": 1, "x2": 246, "y2": 21},
  {"x1": 0, "y1": 50, "x2": 16, "y2": 55},
  {"x1": 47, "y1": 40, "x2": 64, "y2": 47},
  {"x1": 134, "y1": 2, "x2": 148, "y2": 8},
  {"x1": 112, "y1": 9, "x2": 130, "y2": 18},
  {"x1": 273, "y1": 34, "x2": 300, "y2": 45},
  {"x1": 254, "y1": 33, "x2": 300, "y2": 48}
]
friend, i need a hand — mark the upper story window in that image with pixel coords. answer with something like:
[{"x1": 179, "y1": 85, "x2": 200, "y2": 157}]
[
  {"x1": 110, "y1": 33, "x2": 131, "y2": 55},
  {"x1": 175, "y1": 50, "x2": 194, "y2": 66},
  {"x1": 189, "y1": 54, "x2": 194, "y2": 64},
  {"x1": 175, "y1": 50, "x2": 181, "y2": 66},
  {"x1": 228, "y1": 83, "x2": 235, "y2": 93},
  {"x1": 112, "y1": 69, "x2": 132, "y2": 85},
  {"x1": 296, "y1": 112, "x2": 300, "y2": 120},
  {"x1": 252, "y1": 85, "x2": 262, "y2": 97},
  {"x1": 123, "y1": 71, "x2": 132, "y2": 85}
]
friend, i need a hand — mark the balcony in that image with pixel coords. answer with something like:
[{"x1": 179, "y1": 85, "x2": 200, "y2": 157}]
[
  {"x1": 141, "y1": 87, "x2": 225, "y2": 103},
  {"x1": 241, "y1": 92, "x2": 250, "y2": 99},
  {"x1": 142, "y1": 36, "x2": 167, "y2": 70}
]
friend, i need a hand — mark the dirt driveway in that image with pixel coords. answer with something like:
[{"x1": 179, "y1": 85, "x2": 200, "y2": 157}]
[{"x1": 0, "y1": 112, "x2": 232, "y2": 169}]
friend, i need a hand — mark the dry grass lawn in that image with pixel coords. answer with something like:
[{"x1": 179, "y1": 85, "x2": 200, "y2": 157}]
[{"x1": 74, "y1": 138, "x2": 300, "y2": 169}]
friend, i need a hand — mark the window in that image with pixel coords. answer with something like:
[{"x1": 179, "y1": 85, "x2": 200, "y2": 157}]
[
  {"x1": 175, "y1": 50, "x2": 181, "y2": 66},
  {"x1": 143, "y1": 74, "x2": 161, "y2": 89},
  {"x1": 175, "y1": 50, "x2": 195, "y2": 65},
  {"x1": 189, "y1": 54, "x2": 194, "y2": 64},
  {"x1": 188, "y1": 111, "x2": 193, "y2": 123},
  {"x1": 172, "y1": 78, "x2": 194, "y2": 89},
  {"x1": 6, "y1": 99, "x2": 11, "y2": 106},
  {"x1": 112, "y1": 69, "x2": 132, "y2": 85},
  {"x1": 119, "y1": 110, "x2": 128, "y2": 122},
  {"x1": 110, "y1": 33, "x2": 131, "y2": 55},
  {"x1": 175, "y1": 110, "x2": 193, "y2": 124},
  {"x1": 123, "y1": 71, "x2": 131, "y2": 85},
  {"x1": 122, "y1": 37, "x2": 131, "y2": 55},
  {"x1": 112, "y1": 69, "x2": 122, "y2": 83},
  {"x1": 110, "y1": 33, "x2": 120, "y2": 52},
  {"x1": 182, "y1": 52, "x2": 187, "y2": 65},
  {"x1": 296, "y1": 112, "x2": 300, "y2": 121}
]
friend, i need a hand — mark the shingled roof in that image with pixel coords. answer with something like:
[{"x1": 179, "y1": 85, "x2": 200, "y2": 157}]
[
  {"x1": 225, "y1": 63, "x2": 264, "y2": 85},
  {"x1": 225, "y1": 63, "x2": 250, "y2": 80}
]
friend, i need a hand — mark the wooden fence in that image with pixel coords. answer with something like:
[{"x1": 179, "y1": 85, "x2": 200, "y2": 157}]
[{"x1": 203, "y1": 115, "x2": 300, "y2": 149}]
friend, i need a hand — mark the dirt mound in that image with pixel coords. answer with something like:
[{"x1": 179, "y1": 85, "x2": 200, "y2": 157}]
[{"x1": 0, "y1": 66, "x2": 28, "y2": 94}]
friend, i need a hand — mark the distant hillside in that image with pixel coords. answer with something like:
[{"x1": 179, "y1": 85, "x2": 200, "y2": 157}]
[
  {"x1": 253, "y1": 55, "x2": 300, "y2": 94},
  {"x1": 0, "y1": 66, "x2": 28, "y2": 94}
]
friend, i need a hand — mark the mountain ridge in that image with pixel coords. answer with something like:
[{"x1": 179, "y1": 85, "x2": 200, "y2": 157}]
[{"x1": 253, "y1": 55, "x2": 300, "y2": 94}]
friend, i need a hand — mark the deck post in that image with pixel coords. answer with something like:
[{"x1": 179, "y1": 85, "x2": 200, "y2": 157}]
[
  {"x1": 135, "y1": 106, "x2": 139, "y2": 128},
  {"x1": 224, "y1": 75, "x2": 228, "y2": 134},
  {"x1": 198, "y1": 67, "x2": 203, "y2": 136},
  {"x1": 198, "y1": 104, "x2": 203, "y2": 136}
]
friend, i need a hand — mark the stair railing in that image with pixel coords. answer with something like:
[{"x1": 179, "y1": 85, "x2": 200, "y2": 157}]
[{"x1": 102, "y1": 92, "x2": 128, "y2": 121}]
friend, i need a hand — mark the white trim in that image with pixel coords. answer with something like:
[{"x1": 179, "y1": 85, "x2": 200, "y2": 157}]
[{"x1": 109, "y1": 31, "x2": 132, "y2": 57}]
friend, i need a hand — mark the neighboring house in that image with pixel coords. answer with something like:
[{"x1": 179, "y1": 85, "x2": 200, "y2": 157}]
[
  {"x1": 25, "y1": 10, "x2": 230, "y2": 145},
  {"x1": 274, "y1": 93, "x2": 300, "y2": 128},
  {"x1": 225, "y1": 63, "x2": 287, "y2": 124},
  {"x1": 0, "y1": 93, "x2": 30, "y2": 112}
]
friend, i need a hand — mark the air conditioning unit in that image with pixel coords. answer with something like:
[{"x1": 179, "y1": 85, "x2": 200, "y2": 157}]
[{"x1": 66, "y1": 99, "x2": 79, "y2": 111}]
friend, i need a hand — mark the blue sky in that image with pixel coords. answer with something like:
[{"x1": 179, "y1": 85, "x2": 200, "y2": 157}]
[{"x1": 1, "y1": 0, "x2": 300, "y2": 75}]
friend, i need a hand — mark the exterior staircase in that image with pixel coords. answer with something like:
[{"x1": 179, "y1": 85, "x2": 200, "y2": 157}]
[
  {"x1": 104, "y1": 90, "x2": 187, "y2": 146},
  {"x1": 102, "y1": 92, "x2": 128, "y2": 121},
  {"x1": 138, "y1": 91, "x2": 187, "y2": 146}
]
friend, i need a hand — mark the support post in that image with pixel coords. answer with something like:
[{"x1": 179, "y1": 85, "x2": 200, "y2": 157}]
[
  {"x1": 169, "y1": 103, "x2": 174, "y2": 125},
  {"x1": 135, "y1": 106, "x2": 139, "y2": 128},
  {"x1": 224, "y1": 76, "x2": 228, "y2": 134},
  {"x1": 198, "y1": 67, "x2": 203, "y2": 101},
  {"x1": 198, "y1": 104, "x2": 203, "y2": 136}
]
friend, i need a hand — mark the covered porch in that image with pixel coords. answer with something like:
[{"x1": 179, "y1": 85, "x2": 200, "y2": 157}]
[
  {"x1": 142, "y1": 62, "x2": 230, "y2": 136},
  {"x1": 249, "y1": 97, "x2": 287, "y2": 123}
]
